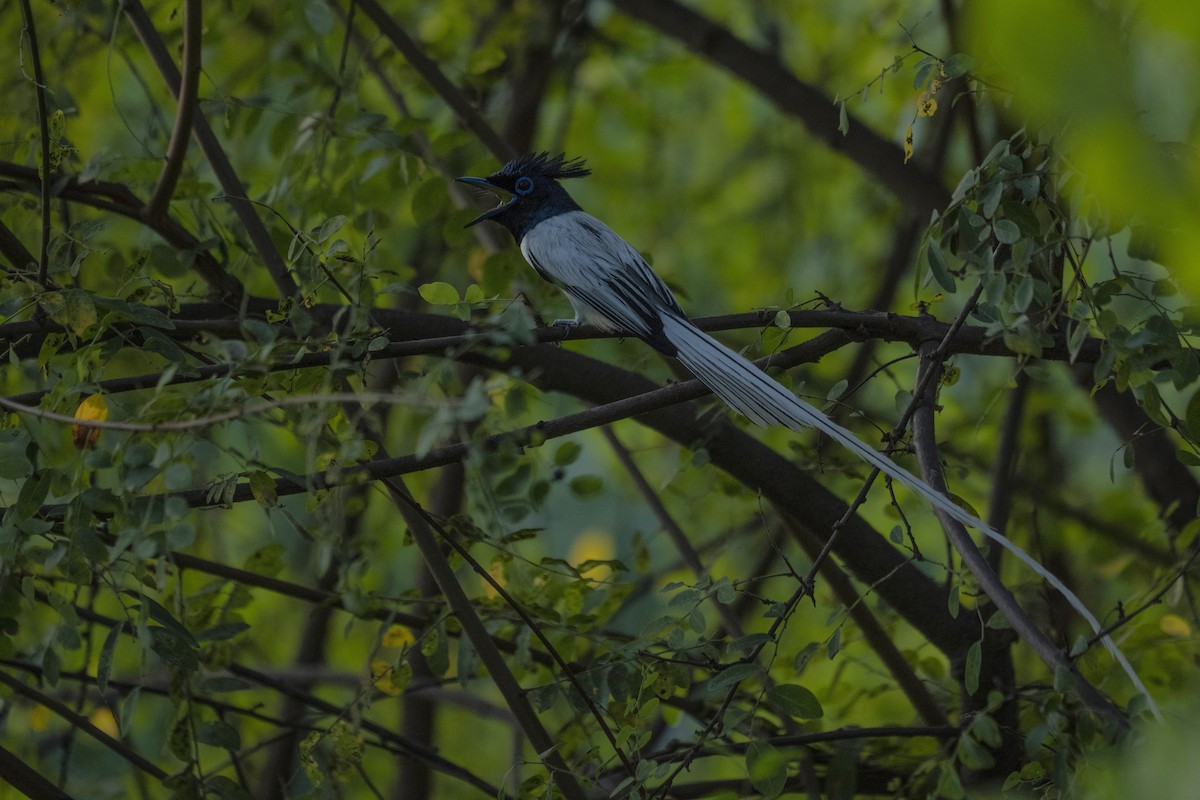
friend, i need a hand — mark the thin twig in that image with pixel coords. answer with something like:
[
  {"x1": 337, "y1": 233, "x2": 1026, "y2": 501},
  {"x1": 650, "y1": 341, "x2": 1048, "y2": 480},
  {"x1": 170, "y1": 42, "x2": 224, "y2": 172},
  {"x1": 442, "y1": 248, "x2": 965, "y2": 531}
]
[
  {"x1": 388, "y1": 484, "x2": 638, "y2": 780},
  {"x1": 909, "y1": 340, "x2": 1130, "y2": 727},
  {"x1": 802, "y1": 282, "x2": 986, "y2": 584},
  {"x1": 0, "y1": 390, "x2": 434, "y2": 434},
  {"x1": 354, "y1": 0, "x2": 514, "y2": 161},
  {"x1": 602, "y1": 426, "x2": 745, "y2": 638},
  {"x1": 18, "y1": 0, "x2": 53, "y2": 287},
  {"x1": 0, "y1": 668, "x2": 168, "y2": 781},
  {"x1": 985, "y1": 370, "x2": 1030, "y2": 570}
]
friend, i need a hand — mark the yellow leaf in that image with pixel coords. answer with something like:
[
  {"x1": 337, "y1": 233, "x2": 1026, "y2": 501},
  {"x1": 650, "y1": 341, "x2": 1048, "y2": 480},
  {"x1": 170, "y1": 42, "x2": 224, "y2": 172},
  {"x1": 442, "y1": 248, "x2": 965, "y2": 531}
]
[
  {"x1": 72, "y1": 394, "x2": 108, "y2": 450},
  {"x1": 381, "y1": 625, "x2": 414, "y2": 648},
  {"x1": 1160, "y1": 613, "x2": 1192, "y2": 638},
  {"x1": 369, "y1": 659, "x2": 410, "y2": 696},
  {"x1": 90, "y1": 707, "x2": 119, "y2": 737},
  {"x1": 370, "y1": 660, "x2": 401, "y2": 696},
  {"x1": 917, "y1": 94, "x2": 938, "y2": 117},
  {"x1": 904, "y1": 126, "x2": 915, "y2": 164}
]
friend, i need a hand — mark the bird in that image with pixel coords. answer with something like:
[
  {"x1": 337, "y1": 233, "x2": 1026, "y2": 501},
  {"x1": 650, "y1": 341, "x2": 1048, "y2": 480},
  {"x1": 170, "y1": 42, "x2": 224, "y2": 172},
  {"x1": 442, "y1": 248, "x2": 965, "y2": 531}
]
[{"x1": 457, "y1": 152, "x2": 1153, "y2": 710}]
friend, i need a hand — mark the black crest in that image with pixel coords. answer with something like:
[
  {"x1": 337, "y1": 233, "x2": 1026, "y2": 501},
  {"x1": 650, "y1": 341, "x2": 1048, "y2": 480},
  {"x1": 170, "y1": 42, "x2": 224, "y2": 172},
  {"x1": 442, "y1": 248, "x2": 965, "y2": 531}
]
[{"x1": 496, "y1": 152, "x2": 591, "y2": 180}]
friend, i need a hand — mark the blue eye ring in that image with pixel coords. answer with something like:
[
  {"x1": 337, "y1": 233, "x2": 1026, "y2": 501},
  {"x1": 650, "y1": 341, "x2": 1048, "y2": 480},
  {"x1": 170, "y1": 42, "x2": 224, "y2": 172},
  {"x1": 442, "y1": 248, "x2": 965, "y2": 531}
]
[{"x1": 514, "y1": 176, "x2": 534, "y2": 195}]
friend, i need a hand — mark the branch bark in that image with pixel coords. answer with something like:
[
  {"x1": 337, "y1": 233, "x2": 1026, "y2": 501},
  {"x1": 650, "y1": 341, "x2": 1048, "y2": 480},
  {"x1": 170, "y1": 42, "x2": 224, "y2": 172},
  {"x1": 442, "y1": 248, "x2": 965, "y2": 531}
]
[
  {"x1": 120, "y1": 0, "x2": 298, "y2": 297},
  {"x1": 142, "y1": 0, "x2": 202, "y2": 222},
  {"x1": 910, "y1": 340, "x2": 1127, "y2": 728}
]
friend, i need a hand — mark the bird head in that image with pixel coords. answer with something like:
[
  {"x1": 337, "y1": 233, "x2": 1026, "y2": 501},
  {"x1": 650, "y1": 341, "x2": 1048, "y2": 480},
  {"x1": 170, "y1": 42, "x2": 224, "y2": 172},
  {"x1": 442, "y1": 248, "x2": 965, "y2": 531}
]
[{"x1": 456, "y1": 152, "x2": 591, "y2": 239}]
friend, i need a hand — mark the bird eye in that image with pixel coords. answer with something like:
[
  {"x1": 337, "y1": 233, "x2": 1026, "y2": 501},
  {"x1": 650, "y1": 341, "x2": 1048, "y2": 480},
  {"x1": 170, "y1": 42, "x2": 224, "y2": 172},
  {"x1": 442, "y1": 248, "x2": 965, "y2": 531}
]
[{"x1": 514, "y1": 176, "x2": 534, "y2": 195}]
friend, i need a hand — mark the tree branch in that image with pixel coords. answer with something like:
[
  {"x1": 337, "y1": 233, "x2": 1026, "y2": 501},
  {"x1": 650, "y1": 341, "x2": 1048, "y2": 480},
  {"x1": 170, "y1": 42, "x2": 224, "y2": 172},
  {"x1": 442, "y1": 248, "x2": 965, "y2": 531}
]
[
  {"x1": 354, "y1": 0, "x2": 514, "y2": 161},
  {"x1": 610, "y1": 0, "x2": 952, "y2": 216},
  {"x1": 910, "y1": 340, "x2": 1128, "y2": 727},
  {"x1": 18, "y1": 0, "x2": 52, "y2": 288},
  {"x1": 0, "y1": 742, "x2": 75, "y2": 800},
  {"x1": 0, "y1": 219, "x2": 37, "y2": 275},
  {"x1": 119, "y1": 0, "x2": 298, "y2": 297},
  {"x1": 0, "y1": 668, "x2": 168, "y2": 781},
  {"x1": 142, "y1": 0, "x2": 202, "y2": 222},
  {"x1": 0, "y1": 161, "x2": 241, "y2": 297},
  {"x1": 381, "y1": 479, "x2": 592, "y2": 800}
]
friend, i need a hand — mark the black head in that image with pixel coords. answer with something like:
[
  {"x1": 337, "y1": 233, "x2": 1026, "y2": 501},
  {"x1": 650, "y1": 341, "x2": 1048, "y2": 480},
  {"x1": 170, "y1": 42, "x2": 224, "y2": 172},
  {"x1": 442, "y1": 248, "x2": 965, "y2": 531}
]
[{"x1": 456, "y1": 153, "x2": 591, "y2": 241}]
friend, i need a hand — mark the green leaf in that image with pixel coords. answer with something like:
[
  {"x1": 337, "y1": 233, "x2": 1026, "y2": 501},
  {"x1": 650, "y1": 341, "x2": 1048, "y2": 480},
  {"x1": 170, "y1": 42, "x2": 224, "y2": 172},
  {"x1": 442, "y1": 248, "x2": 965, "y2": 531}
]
[
  {"x1": 1185, "y1": 389, "x2": 1200, "y2": 441},
  {"x1": 993, "y1": 218, "x2": 1021, "y2": 244},
  {"x1": 972, "y1": 713, "x2": 1003, "y2": 747},
  {"x1": 16, "y1": 470, "x2": 52, "y2": 520},
  {"x1": 793, "y1": 642, "x2": 820, "y2": 673},
  {"x1": 568, "y1": 475, "x2": 604, "y2": 497},
  {"x1": 529, "y1": 684, "x2": 560, "y2": 712},
  {"x1": 768, "y1": 683, "x2": 824, "y2": 719},
  {"x1": 97, "y1": 622, "x2": 124, "y2": 695},
  {"x1": 418, "y1": 281, "x2": 460, "y2": 306},
  {"x1": 554, "y1": 441, "x2": 582, "y2": 466},
  {"x1": 195, "y1": 621, "x2": 251, "y2": 642},
  {"x1": 136, "y1": 597, "x2": 198, "y2": 648},
  {"x1": 943, "y1": 53, "x2": 975, "y2": 79},
  {"x1": 958, "y1": 732, "x2": 996, "y2": 770},
  {"x1": 965, "y1": 640, "x2": 982, "y2": 695},
  {"x1": 148, "y1": 627, "x2": 200, "y2": 671},
  {"x1": 746, "y1": 741, "x2": 787, "y2": 798},
  {"x1": 304, "y1": 0, "x2": 333, "y2": 34},
  {"x1": 827, "y1": 626, "x2": 842, "y2": 659},
  {"x1": 316, "y1": 214, "x2": 346, "y2": 243},
  {"x1": 926, "y1": 239, "x2": 956, "y2": 292},
  {"x1": 728, "y1": 633, "x2": 771, "y2": 656},
  {"x1": 197, "y1": 720, "x2": 242, "y2": 751},
  {"x1": 248, "y1": 470, "x2": 278, "y2": 509},
  {"x1": 1014, "y1": 275, "x2": 1035, "y2": 311},
  {"x1": 708, "y1": 663, "x2": 760, "y2": 692},
  {"x1": 913, "y1": 58, "x2": 935, "y2": 89}
]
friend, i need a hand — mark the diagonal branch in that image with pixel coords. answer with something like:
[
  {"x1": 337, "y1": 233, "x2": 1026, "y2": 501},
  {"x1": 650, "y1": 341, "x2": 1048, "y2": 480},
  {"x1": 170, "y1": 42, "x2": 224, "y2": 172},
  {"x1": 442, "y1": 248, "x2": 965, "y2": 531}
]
[
  {"x1": 0, "y1": 220, "x2": 37, "y2": 275},
  {"x1": 142, "y1": 0, "x2": 202, "y2": 221},
  {"x1": 18, "y1": 0, "x2": 53, "y2": 288},
  {"x1": 910, "y1": 340, "x2": 1127, "y2": 727},
  {"x1": 354, "y1": 0, "x2": 514, "y2": 161},
  {"x1": 381, "y1": 479, "x2": 592, "y2": 800},
  {"x1": 610, "y1": 0, "x2": 952, "y2": 216},
  {"x1": 0, "y1": 668, "x2": 168, "y2": 781},
  {"x1": 119, "y1": 0, "x2": 298, "y2": 297},
  {"x1": 0, "y1": 742, "x2": 75, "y2": 800}
]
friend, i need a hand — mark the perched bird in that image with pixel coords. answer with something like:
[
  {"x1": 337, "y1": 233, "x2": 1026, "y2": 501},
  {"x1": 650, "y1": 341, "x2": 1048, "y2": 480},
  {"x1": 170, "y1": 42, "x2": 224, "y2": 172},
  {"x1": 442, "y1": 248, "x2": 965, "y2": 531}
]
[{"x1": 457, "y1": 153, "x2": 1151, "y2": 707}]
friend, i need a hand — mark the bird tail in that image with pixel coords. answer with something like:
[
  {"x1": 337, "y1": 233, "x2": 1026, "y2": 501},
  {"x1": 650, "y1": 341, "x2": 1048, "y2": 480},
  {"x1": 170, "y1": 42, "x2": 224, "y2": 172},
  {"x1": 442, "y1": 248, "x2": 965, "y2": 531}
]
[{"x1": 662, "y1": 315, "x2": 1158, "y2": 715}]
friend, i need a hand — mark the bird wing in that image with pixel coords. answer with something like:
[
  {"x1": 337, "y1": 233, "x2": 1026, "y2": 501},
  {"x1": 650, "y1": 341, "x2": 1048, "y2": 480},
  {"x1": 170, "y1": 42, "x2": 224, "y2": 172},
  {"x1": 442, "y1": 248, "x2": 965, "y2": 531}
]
[{"x1": 521, "y1": 211, "x2": 686, "y2": 351}]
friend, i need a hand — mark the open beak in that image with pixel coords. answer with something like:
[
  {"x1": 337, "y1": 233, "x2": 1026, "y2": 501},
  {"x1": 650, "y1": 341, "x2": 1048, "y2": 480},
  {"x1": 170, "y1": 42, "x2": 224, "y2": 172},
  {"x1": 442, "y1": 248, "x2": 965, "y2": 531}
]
[{"x1": 456, "y1": 176, "x2": 512, "y2": 227}]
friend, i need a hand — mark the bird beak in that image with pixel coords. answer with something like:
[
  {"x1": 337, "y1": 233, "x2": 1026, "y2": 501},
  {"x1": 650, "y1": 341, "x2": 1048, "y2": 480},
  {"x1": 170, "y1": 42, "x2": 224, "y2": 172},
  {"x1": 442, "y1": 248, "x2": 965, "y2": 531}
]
[{"x1": 456, "y1": 176, "x2": 512, "y2": 227}]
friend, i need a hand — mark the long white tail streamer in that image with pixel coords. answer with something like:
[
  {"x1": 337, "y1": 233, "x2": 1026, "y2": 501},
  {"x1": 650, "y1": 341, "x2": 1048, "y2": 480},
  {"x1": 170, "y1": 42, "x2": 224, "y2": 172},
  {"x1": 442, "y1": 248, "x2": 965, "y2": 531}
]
[{"x1": 663, "y1": 314, "x2": 1160, "y2": 719}]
